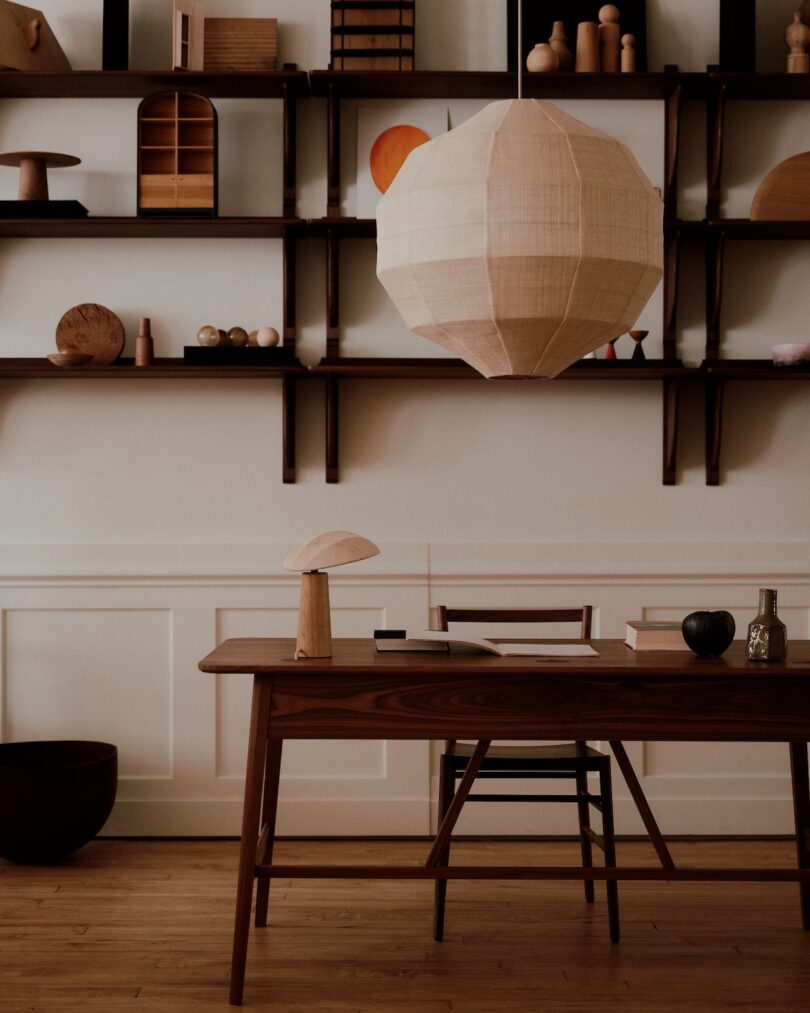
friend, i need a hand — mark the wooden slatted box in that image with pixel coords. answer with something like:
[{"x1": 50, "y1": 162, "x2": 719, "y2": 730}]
[{"x1": 331, "y1": 1, "x2": 415, "y2": 71}]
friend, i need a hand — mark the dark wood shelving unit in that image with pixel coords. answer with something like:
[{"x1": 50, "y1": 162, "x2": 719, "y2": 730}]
[
  {"x1": 310, "y1": 68, "x2": 702, "y2": 484},
  {"x1": 704, "y1": 69, "x2": 810, "y2": 484},
  {"x1": 0, "y1": 216, "x2": 306, "y2": 238},
  {"x1": 0, "y1": 70, "x2": 307, "y2": 482}
]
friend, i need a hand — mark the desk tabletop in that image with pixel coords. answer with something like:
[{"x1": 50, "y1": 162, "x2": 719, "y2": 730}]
[{"x1": 199, "y1": 637, "x2": 810, "y2": 678}]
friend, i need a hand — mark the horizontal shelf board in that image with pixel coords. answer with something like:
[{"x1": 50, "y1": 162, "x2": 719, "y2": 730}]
[
  {"x1": 703, "y1": 359, "x2": 810, "y2": 379},
  {"x1": 709, "y1": 73, "x2": 810, "y2": 100},
  {"x1": 311, "y1": 357, "x2": 692, "y2": 380},
  {"x1": 0, "y1": 357, "x2": 305, "y2": 379},
  {"x1": 311, "y1": 218, "x2": 706, "y2": 240},
  {"x1": 708, "y1": 219, "x2": 810, "y2": 239},
  {"x1": 0, "y1": 70, "x2": 309, "y2": 100},
  {"x1": 310, "y1": 70, "x2": 704, "y2": 100},
  {"x1": 0, "y1": 217, "x2": 304, "y2": 238}
]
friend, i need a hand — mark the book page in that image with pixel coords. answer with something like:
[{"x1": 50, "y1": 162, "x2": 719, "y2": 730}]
[{"x1": 496, "y1": 643, "x2": 598, "y2": 657}]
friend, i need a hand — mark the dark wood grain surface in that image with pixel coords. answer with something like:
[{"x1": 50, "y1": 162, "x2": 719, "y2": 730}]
[{"x1": 200, "y1": 638, "x2": 810, "y2": 741}]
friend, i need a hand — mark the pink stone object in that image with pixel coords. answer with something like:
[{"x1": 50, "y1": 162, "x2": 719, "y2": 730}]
[{"x1": 772, "y1": 343, "x2": 810, "y2": 365}]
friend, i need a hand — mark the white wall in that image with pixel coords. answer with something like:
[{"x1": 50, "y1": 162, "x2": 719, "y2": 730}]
[{"x1": 0, "y1": 2, "x2": 808, "y2": 836}]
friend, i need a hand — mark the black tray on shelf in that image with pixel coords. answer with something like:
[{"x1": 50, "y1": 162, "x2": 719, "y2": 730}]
[
  {"x1": 0, "y1": 200, "x2": 89, "y2": 218},
  {"x1": 183, "y1": 345, "x2": 297, "y2": 366}
]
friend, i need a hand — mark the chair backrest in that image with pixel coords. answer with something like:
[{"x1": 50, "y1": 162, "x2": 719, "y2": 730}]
[{"x1": 431, "y1": 605, "x2": 593, "y2": 639}]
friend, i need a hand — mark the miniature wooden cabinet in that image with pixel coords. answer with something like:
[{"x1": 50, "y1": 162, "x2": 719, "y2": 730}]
[{"x1": 137, "y1": 90, "x2": 217, "y2": 216}]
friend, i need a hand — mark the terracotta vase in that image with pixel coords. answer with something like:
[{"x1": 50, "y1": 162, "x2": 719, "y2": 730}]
[{"x1": 526, "y1": 43, "x2": 559, "y2": 73}]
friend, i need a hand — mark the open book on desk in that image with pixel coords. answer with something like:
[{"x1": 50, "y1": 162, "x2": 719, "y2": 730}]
[{"x1": 404, "y1": 631, "x2": 598, "y2": 657}]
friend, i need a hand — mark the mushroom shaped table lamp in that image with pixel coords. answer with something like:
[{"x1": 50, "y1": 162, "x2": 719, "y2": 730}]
[{"x1": 284, "y1": 531, "x2": 380, "y2": 659}]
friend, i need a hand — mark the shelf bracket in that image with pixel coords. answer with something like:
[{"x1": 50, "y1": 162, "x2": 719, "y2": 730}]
[
  {"x1": 327, "y1": 82, "x2": 341, "y2": 217},
  {"x1": 662, "y1": 375, "x2": 680, "y2": 485},
  {"x1": 705, "y1": 229, "x2": 725, "y2": 360},
  {"x1": 282, "y1": 81, "x2": 297, "y2": 217},
  {"x1": 326, "y1": 375, "x2": 339, "y2": 483},
  {"x1": 282, "y1": 373, "x2": 296, "y2": 484},
  {"x1": 707, "y1": 82, "x2": 726, "y2": 219},
  {"x1": 705, "y1": 374, "x2": 725, "y2": 486},
  {"x1": 664, "y1": 83, "x2": 682, "y2": 221}
]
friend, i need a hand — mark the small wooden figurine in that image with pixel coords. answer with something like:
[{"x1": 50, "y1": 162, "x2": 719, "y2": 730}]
[
  {"x1": 598, "y1": 5, "x2": 621, "y2": 73},
  {"x1": 604, "y1": 338, "x2": 618, "y2": 360},
  {"x1": 575, "y1": 21, "x2": 599, "y2": 72},
  {"x1": 135, "y1": 318, "x2": 154, "y2": 367},
  {"x1": 629, "y1": 329, "x2": 648, "y2": 361},
  {"x1": 548, "y1": 21, "x2": 573, "y2": 71},
  {"x1": 786, "y1": 10, "x2": 810, "y2": 74},
  {"x1": 526, "y1": 43, "x2": 559, "y2": 72},
  {"x1": 621, "y1": 33, "x2": 636, "y2": 72}
]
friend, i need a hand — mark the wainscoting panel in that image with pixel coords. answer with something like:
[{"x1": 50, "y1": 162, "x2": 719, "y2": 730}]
[{"x1": 0, "y1": 542, "x2": 806, "y2": 837}]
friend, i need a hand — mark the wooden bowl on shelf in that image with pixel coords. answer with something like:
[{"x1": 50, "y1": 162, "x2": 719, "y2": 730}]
[{"x1": 47, "y1": 352, "x2": 94, "y2": 368}]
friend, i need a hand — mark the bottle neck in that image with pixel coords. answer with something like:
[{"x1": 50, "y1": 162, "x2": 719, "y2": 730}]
[{"x1": 758, "y1": 588, "x2": 777, "y2": 616}]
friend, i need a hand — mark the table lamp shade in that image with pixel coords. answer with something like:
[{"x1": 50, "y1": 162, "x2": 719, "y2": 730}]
[
  {"x1": 284, "y1": 531, "x2": 380, "y2": 659},
  {"x1": 376, "y1": 99, "x2": 663, "y2": 378}
]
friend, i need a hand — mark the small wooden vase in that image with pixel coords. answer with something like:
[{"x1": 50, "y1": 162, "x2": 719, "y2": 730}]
[
  {"x1": 135, "y1": 317, "x2": 154, "y2": 366},
  {"x1": 747, "y1": 588, "x2": 787, "y2": 661},
  {"x1": 295, "y1": 571, "x2": 332, "y2": 659},
  {"x1": 548, "y1": 22, "x2": 573, "y2": 71},
  {"x1": 526, "y1": 43, "x2": 559, "y2": 73}
]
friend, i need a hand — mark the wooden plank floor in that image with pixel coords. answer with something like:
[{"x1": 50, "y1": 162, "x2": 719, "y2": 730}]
[{"x1": 1, "y1": 838, "x2": 808, "y2": 1011}]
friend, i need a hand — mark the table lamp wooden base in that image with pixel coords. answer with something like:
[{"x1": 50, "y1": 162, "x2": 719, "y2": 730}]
[{"x1": 295, "y1": 571, "x2": 332, "y2": 659}]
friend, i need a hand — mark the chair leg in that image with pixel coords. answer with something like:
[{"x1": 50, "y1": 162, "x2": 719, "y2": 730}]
[
  {"x1": 433, "y1": 753, "x2": 455, "y2": 942},
  {"x1": 574, "y1": 762, "x2": 595, "y2": 904},
  {"x1": 598, "y1": 759, "x2": 620, "y2": 943}
]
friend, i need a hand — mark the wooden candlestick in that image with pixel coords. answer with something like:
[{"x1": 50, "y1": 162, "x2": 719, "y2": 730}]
[
  {"x1": 135, "y1": 317, "x2": 154, "y2": 367},
  {"x1": 295, "y1": 571, "x2": 332, "y2": 659},
  {"x1": 604, "y1": 338, "x2": 618, "y2": 360}
]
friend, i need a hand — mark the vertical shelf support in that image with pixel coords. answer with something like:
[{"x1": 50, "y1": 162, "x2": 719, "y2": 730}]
[
  {"x1": 327, "y1": 82, "x2": 341, "y2": 217},
  {"x1": 663, "y1": 82, "x2": 682, "y2": 223},
  {"x1": 662, "y1": 375, "x2": 680, "y2": 485},
  {"x1": 663, "y1": 227, "x2": 681, "y2": 361},
  {"x1": 282, "y1": 81, "x2": 297, "y2": 217},
  {"x1": 705, "y1": 374, "x2": 725, "y2": 486},
  {"x1": 706, "y1": 229, "x2": 725, "y2": 360},
  {"x1": 707, "y1": 82, "x2": 726, "y2": 219},
  {"x1": 326, "y1": 375, "x2": 339, "y2": 483},
  {"x1": 283, "y1": 373, "x2": 296, "y2": 484}
]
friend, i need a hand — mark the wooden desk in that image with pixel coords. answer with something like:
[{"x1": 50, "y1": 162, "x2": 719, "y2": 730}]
[{"x1": 199, "y1": 638, "x2": 810, "y2": 1006}]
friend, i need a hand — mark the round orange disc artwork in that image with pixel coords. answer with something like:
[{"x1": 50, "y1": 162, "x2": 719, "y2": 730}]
[{"x1": 370, "y1": 124, "x2": 430, "y2": 194}]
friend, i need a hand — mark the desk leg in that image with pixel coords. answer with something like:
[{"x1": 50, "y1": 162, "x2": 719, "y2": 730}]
[
  {"x1": 789, "y1": 741, "x2": 810, "y2": 929},
  {"x1": 229, "y1": 675, "x2": 273, "y2": 1006},
  {"x1": 255, "y1": 738, "x2": 283, "y2": 928}
]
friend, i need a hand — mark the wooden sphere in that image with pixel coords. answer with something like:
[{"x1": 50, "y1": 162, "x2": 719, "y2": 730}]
[
  {"x1": 247, "y1": 329, "x2": 259, "y2": 346},
  {"x1": 256, "y1": 326, "x2": 280, "y2": 347},
  {"x1": 228, "y1": 326, "x2": 249, "y2": 347},
  {"x1": 197, "y1": 325, "x2": 219, "y2": 347},
  {"x1": 622, "y1": 33, "x2": 635, "y2": 46},
  {"x1": 526, "y1": 43, "x2": 560, "y2": 73},
  {"x1": 599, "y1": 5, "x2": 620, "y2": 24}
]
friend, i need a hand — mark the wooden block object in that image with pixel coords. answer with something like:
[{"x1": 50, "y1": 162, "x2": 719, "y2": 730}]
[
  {"x1": 331, "y1": 1, "x2": 415, "y2": 71},
  {"x1": 751, "y1": 152, "x2": 810, "y2": 221},
  {"x1": 203, "y1": 18, "x2": 278, "y2": 72},
  {"x1": 0, "y1": 1, "x2": 72, "y2": 71}
]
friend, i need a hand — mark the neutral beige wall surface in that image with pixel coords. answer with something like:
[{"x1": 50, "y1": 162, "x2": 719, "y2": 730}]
[{"x1": 0, "y1": 0, "x2": 807, "y2": 552}]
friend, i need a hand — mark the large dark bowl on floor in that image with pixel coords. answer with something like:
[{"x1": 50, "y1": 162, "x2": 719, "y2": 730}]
[{"x1": 0, "y1": 740, "x2": 117, "y2": 864}]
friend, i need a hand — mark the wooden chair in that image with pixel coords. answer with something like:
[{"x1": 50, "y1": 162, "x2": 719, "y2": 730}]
[{"x1": 431, "y1": 605, "x2": 674, "y2": 945}]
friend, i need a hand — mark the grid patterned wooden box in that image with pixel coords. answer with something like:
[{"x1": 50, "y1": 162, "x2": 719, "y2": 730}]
[{"x1": 330, "y1": 1, "x2": 415, "y2": 71}]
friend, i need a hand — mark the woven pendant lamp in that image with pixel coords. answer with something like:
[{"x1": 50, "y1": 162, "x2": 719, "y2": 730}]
[{"x1": 376, "y1": 98, "x2": 663, "y2": 378}]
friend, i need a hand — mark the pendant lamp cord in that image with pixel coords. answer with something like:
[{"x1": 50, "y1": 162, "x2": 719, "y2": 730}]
[{"x1": 517, "y1": 0, "x2": 523, "y2": 99}]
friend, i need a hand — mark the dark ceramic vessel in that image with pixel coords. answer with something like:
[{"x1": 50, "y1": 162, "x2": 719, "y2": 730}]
[
  {"x1": 682, "y1": 610, "x2": 736, "y2": 657},
  {"x1": 0, "y1": 740, "x2": 117, "y2": 864}
]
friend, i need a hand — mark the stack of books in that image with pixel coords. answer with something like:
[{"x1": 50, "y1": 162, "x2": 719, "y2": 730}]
[{"x1": 625, "y1": 620, "x2": 688, "y2": 651}]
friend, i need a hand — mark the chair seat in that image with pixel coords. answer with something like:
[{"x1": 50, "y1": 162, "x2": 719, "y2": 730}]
[{"x1": 446, "y1": 742, "x2": 607, "y2": 767}]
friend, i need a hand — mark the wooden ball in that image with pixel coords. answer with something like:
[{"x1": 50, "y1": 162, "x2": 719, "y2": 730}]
[
  {"x1": 599, "y1": 5, "x2": 620, "y2": 23},
  {"x1": 228, "y1": 326, "x2": 249, "y2": 347},
  {"x1": 217, "y1": 328, "x2": 228, "y2": 347},
  {"x1": 256, "y1": 326, "x2": 280, "y2": 347},
  {"x1": 197, "y1": 325, "x2": 219, "y2": 347},
  {"x1": 247, "y1": 330, "x2": 259, "y2": 346}
]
